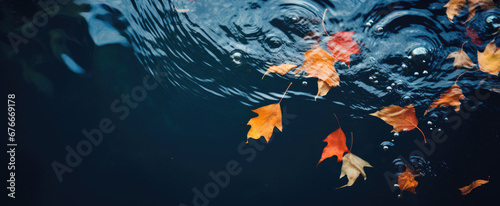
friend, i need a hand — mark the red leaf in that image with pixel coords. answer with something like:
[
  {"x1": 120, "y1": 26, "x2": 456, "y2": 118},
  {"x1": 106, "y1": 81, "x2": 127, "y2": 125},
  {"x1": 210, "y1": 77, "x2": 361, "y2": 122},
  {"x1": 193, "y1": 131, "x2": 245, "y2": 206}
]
[
  {"x1": 317, "y1": 115, "x2": 350, "y2": 165},
  {"x1": 327, "y1": 31, "x2": 361, "y2": 66}
]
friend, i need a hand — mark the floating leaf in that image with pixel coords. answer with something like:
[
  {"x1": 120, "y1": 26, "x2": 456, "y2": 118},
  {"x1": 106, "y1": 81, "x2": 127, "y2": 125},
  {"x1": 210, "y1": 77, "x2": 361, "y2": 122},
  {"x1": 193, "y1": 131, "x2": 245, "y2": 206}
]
[
  {"x1": 262, "y1": 63, "x2": 297, "y2": 79},
  {"x1": 398, "y1": 167, "x2": 419, "y2": 194},
  {"x1": 338, "y1": 153, "x2": 373, "y2": 188},
  {"x1": 246, "y1": 83, "x2": 292, "y2": 143},
  {"x1": 466, "y1": 0, "x2": 496, "y2": 22},
  {"x1": 459, "y1": 177, "x2": 490, "y2": 195},
  {"x1": 295, "y1": 48, "x2": 339, "y2": 99},
  {"x1": 327, "y1": 31, "x2": 361, "y2": 66},
  {"x1": 317, "y1": 115, "x2": 349, "y2": 165},
  {"x1": 370, "y1": 105, "x2": 426, "y2": 142},
  {"x1": 425, "y1": 84, "x2": 465, "y2": 115},
  {"x1": 446, "y1": 46, "x2": 475, "y2": 69},
  {"x1": 444, "y1": 0, "x2": 466, "y2": 22},
  {"x1": 478, "y1": 40, "x2": 500, "y2": 76}
]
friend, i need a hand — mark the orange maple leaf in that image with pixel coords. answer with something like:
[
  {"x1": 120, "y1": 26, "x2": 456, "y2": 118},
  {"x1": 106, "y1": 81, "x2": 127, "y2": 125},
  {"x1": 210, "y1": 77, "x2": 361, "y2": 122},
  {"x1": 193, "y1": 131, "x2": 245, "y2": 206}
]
[
  {"x1": 478, "y1": 40, "x2": 500, "y2": 76},
  {"x1": 459, "y1": 177, "x2": 490, "y2": 195},
  {"x1": 425, "y1": 84, "x2": 465, "y2": 116},
  {"x1": 370, "y1": 104, "x2": 426, "y2": 142},
  {"x1": 398, "y1": 167, "x2": 419, "y2": 194},
  {"x1": 295, "y1": 48, "x2": 339, "y2": 99},
  {"x1": 246, "y1": 83, "x2": 291, "y2": 143},
  {"x1": 262, "y1": 63, "x2": 298, "y2": 79},
  {"x1": 327, "y1": 31, "x2": 361, "y2": 66},
  {"x1": 444, "y1": 0, "x2": 467, "y2": 22},
  {"x1": 317, "y1": 114, "x2": 350, "y2": 165}
]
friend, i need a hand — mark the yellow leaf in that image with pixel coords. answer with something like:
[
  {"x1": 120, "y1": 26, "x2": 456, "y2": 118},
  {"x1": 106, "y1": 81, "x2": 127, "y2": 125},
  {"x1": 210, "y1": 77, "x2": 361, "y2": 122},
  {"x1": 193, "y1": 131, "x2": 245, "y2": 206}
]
[
  {"x1": 262, "y1": 63, "x2": 298, "y2": 79},
  {"x1": 478, "y1": 40, "x2": 500, "y2": 76}
]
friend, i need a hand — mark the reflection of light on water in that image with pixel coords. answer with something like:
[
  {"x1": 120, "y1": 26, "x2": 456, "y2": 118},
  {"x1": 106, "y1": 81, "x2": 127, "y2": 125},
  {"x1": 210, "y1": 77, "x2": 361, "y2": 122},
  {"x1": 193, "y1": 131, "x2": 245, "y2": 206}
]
[{"x1": 61, "y1": 54, "x2": 85, "y2": 74}]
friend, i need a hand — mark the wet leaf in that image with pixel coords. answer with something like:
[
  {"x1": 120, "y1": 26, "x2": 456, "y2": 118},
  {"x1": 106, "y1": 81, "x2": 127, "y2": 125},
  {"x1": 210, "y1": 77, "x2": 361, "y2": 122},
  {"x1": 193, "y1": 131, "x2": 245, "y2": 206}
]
[
  {"x1": 398, "y1": 167, "x2": 419, "y2": 194},
  {"x1": 424, "y1": 84, "x2": 465, "y2": 115},
  {"x1": 246, "y1": 103, "x2": 282, "y2": 143},
  {"x1": 444, "y1": 0, "x2": 466, "y2": 22},
  {"x1": 446, "y1": 47, "x2": 475, "y2": 69},
  {"x1": 262, "y1": 63, "x2": 297, "y2": 79},
  {"x1": 338, "y1": 153, "x2": 373, "y2": 188},
  {"x1": 459, "y1": 177, "x2": 489, "y2": 195},
  {"x1": 478, "y1": 40, "x2": 500, "y2": 76},
  {"x1": 466, "y1": 0, "x2": 496, "y2": 22},
  {"x1": 295, "y1": 48, "x2": 339, "y2": 99},
  {"x1": 327, "y1": 31, "x2": 361, "y2": 66},
  {"x1": 317, "y1": 115, "x2": 349, "y2": 165},
  {"x1": 371, "y1": 104, "x2": 426, "y2": 142}
]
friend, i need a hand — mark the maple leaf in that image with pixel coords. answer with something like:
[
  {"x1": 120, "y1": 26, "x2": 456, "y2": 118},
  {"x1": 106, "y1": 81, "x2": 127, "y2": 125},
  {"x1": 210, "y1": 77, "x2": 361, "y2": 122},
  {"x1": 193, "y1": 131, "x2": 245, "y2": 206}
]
[
  {"x1": 444, "y1": 0, "x2": 466, "y2": 22},
  {"x1": 262, "y1": 63, "x2": 297, "y2": 79},
  {"x1": 466, "y1": 0, "x2": 496, "y2": 22},
  {"x1": 338, "y1": 153, "x2": 373, "y2": 188},
  {"x1": 327, "y1": 31, "x2": 361, "y2": 66},
  {"x1": 370, "y1": 104, "x2": 427, "y2": 143},
  {"x1": 398, "y1": 167, "x2": 419, "y2": 194},
  {"x1": 446, "y1": 44, "x2": 475, "y2": 69},
  {"x1": 459, "y1": 177, "x2": 490, "y2": 195},
  {"x1": 424, "y1": 84, "x2": 465, "y2": 116},
  {"x1": 317, "y1": 114, "x2": 349, "y2": 165},
  {"x1": 295, "y1": 48, "x2": 339, "y2": 99},
  {"x1": 478, "y1": 40, "x2": 500, "y2": 76},
  {"x1": 246, "y1": 83, "x2": 292, "y2": 143}
]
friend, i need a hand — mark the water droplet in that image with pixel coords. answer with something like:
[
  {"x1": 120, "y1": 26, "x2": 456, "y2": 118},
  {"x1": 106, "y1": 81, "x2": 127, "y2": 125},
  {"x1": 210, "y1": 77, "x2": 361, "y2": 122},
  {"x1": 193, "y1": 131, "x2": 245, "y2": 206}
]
[
  {"x1": 365, "y1": 20, "x2": 374, "y2": 27},
  {"x1": 403, "y1": 95, "x2": 411, "y2": 100},
  {"x1": 391, "y1": 83, "x2": 396, "y2": 87},
  {"x1": 486, "y1": 15, "x2": 500, "y2": 31},
  {"x1": 401, "y1": 63, "x2": 408, "y2": 70},
  {"x1": 403, "y1": 128, "x2": 408, "y2": 132},
  {"x1": 397, "y1": 194, "x2": 403, "y2": 199},
  {"x1": 427, "y1": 121, "x2": 432, "y2": 125},
  {"x1": 414, "y1": 72, "x2": 419, "y2": 76},
  {"x1": 380, "y1": 141, "x2": 395, "y2": 151},
  {"x1": 302, "y1": 81, "x2": 307, "y2": 86},
  {"x1": 437, "y1": 128, "x2": 442, "y2": 132},
  {"x1": 386, "y1": 86, "x2": 392, "y2": 92},
  {"x1": 369, "y1": 76, "x2": 374, "y2": 80},
  {"x1": 394, "y1": 132, "x2": 399, "y2": 137},
  {"x1": 394, "y1": 184, "x2": 399, "y2": 189},
  {"x1": 376, "y1": 27, "x2": 383, "y2": 32},
  {"x1": 374, "y1": 80, "x2": 379, "y2": 84},
  {"x1": 423, "y1": 70, "x2": 429, "y2": 75},
  {"x1": 430, "y1": 127, "x2": 433, "y2": 131},
  {"x1": 372, "y1": 75, "x2": 377, "y2": 79},
  {"x1": 391, "y1": 139, "x2": 395, "y2": 142},
  {"x1": 230, "y1": 51, "x2": 243, "y2": 65},
  {"x1": 444, "y1": 117, "x2": 449, "y2": 121},
  {"x1": 374, "y1": 72, "x2": 379, "y2": 75}
]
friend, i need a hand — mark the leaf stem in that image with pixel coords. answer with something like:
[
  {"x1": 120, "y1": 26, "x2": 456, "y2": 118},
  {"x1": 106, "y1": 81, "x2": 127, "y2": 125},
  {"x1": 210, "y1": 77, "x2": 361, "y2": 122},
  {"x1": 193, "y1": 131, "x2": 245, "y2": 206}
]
[
  {"x1": 333, "y1": 113, "x2": 341, "y2": 128},
  {"x1": 349, "y1": 132, "x2": 353, "y2": 152},
  {"x1": 278, "y1": 82, "x2": 292, "y2": 105},
  {"x1": 322, "y1": 9, "x2": 330, "y2": 36},
  {"x1": 454, "y1": 68, "x2": 480, "y2": 85},
  {"x1": 401, "y1": 118, "x2": 427, "y2": 143}
]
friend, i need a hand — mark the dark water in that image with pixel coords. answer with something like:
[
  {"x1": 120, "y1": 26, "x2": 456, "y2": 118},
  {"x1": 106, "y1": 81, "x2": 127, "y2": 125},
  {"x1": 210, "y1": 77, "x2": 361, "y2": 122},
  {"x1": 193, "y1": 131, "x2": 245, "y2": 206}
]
[{"x1": 2, "y1": 0, "x2": 500, "y2": 205}]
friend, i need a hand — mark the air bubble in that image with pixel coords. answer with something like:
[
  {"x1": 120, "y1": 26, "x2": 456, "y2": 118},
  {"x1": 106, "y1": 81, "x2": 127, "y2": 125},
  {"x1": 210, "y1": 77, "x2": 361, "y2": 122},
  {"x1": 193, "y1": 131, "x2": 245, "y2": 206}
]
[
  {"x1": 403, "y1": 128, "x2": 408, "y2": 132},
  {"x1": 369, "y1": 76, "x2": 374, "y2": 80},
  {"x1": 414, "y1": 72, "x2": 419, "y2": 76},
  {"x1": 365, "y1": 20, "x2": 374, "y2": 27},
  {"x1": 391, "y1": 83, "x2": 396, "y2": 87},
  {"x1": 401, "y1": 63, "x2": 408, "y2": 70},
  {"x1": 380, "y1": 141, "x2": 395, "y2": 151},
  {"x1": 302, "y1": 81, "x2": 307, "y2": 86},
  {"x1": 394, "y1": 184, "x2": 399, "y2": 189},
  {"x1": 386, "y1": 86, "x2": 392, "y2": 92},
  {"x1": 427, "y1": 121, "x2": 432, "y2": 125},
  {"x1": 444, "y1": 117, "x2": 449, "y2": 121},
  {"x1": 397, "y1": 194, "x2": 403, "y2": 199},
  {"x1": 437, "y1": 128, "x2": 442, "y2": 132},
  {"x1": 376, "y1": 27, "x2": 383, "y2": 32},
  {"x1": 423, "y1": 70, "x2": 429, "y2": 75},
  {"x1": 374, "y1": 80, "x2": 379, "y2": 84},
  {"x1": 230, "y1": 51, "x2": 243, "y2": 65},
  {"x1": 394, "y1": 132, "x2": 399, "y2": 137}
]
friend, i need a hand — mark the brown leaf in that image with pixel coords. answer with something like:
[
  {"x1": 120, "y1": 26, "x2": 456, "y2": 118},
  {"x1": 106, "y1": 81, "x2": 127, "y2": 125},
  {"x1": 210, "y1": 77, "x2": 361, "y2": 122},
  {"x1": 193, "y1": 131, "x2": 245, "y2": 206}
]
[
  {"x1": 478, "y1": 40, "x2": 500, "y2": 76},
  {"x1": 398, "y1": 168, "x2": 419, "y2": 194},
  {"x1": 338, "y1": 153, "x2": 373, "y2": 188},
  {"x1": 424, "y1": 84, "x2": 465, "y2": 116},
  {"x1": 446, "y1": 47, "x2": 475, "y2": 69},
  {"x1": 296, "y1": 48, "x2": 339, "y2": 99},
  {"x1": 262, "y1": 63, "x2": 298, "y2": 79},
  {"x1": 466, "y1": 0, "x2": 496, "y2": 22},
  {"x1": 459, "y1": 177, "x2": 490, "y2": 195},
  {"x1": 444, "y1": 0, "x2": 466, "y2": 22}
]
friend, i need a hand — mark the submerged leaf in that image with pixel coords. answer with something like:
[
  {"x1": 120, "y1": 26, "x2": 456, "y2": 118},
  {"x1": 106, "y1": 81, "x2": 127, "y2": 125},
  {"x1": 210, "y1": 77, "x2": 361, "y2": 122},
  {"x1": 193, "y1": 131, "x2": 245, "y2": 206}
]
[
  {"x1": 478, "y1": 40, "x2": 500, "y2": 76},
  {"x1": 246, "y1": 103, "x2": 282, "y2": 143},
  {"x1": 371, "y1": 105, "x2": 426, "y2": 142},
  {"x1": 398, "y1": 168, "x2": 419, "y2": 194},
  {"x1": 425, "y1": 84, "x2": 465, "y2": 115},
  {"x1": 338, "y1": 153, "x2": 373, "y2": 188},
  {"x1": 296, "y1": 48, "x2": 339, "y2": 99},
  {"x1": 327, "y1": 31, "x2": 361, "y2": 66},
  {"x1": 262, "y1": 63, "x2": 297, "y2": 79},
  {"x1": 459, "y1": 177, "x2": 490, "y2": 195}
]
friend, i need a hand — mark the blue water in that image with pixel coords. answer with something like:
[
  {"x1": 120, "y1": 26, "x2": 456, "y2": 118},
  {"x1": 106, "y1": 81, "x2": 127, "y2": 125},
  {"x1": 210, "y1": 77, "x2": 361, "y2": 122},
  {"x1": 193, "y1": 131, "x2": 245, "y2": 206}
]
[{"x1": 2, "y1": 0, "x2": 500, "y2": 205}]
